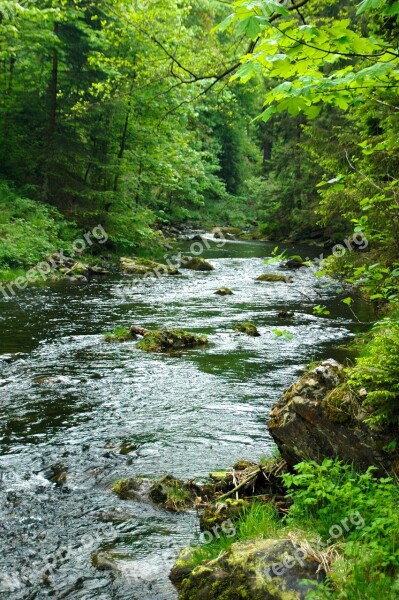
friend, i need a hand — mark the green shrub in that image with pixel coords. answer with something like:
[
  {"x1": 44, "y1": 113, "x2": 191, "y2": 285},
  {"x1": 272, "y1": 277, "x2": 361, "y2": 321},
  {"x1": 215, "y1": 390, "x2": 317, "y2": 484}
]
[
  {"x1": 347, "y1": 317, "x2": 399, "y2": 425},
  {"x1": 284, "y1": 458, "x2": 399, "y2": 599},
  {"x1": 0, "y1": 180, "x2": 75, "y2": 270}
]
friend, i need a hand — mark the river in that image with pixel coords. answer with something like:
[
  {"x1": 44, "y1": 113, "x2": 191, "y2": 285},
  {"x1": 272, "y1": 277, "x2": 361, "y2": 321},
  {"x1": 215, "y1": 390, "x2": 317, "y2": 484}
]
[{"x1": 0, "y1": 238, "x2": 371, "y2": 599}]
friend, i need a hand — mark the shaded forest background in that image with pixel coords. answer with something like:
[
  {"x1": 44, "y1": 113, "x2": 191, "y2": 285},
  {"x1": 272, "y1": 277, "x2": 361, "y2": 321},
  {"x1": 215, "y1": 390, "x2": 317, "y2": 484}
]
[{"x1": 0, "y1": 0, "x2": 398, "y2": 272}]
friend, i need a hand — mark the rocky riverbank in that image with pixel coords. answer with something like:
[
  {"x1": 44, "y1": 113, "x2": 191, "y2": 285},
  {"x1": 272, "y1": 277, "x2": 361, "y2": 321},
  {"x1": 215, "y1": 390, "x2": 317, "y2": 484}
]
[{"x1": 169, "y1": 358, "x2": 399, "y2": 599}]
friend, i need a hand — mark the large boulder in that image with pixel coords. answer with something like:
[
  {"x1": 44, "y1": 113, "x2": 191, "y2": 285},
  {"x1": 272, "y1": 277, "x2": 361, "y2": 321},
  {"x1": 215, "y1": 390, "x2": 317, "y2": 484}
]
[
  {"x1": 170, "y1": 538, "x2": 325, "y2": 600},
  {"x1": 268, "y1": 359, "x2": 397, "y2": 473}
]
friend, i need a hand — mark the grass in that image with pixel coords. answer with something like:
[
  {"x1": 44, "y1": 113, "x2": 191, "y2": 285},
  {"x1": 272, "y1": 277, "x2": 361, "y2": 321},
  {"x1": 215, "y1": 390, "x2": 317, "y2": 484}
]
[{"x1": 188, "y1": 458, "x2": 399, "y2": 598}]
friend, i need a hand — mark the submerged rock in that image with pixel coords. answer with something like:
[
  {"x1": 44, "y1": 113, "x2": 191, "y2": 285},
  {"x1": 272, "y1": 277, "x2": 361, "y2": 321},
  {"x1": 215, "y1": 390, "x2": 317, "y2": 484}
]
[
  {"x1": 120, "y1": 257, "x2": 179, "y2": 275},
  {"x1": 170, "y1": 538, "x2": 325, "y2": 599},
  {"x1": 136, "y1": 328, "x2": 208, "y2": 353},
  {"x1": 268, "y1": 359, "x2": 398, "y2": 473},
  {"x1": 257, "y1": 274, "x2": 292, "y2": 283},
  {"x1": 180, "y1": 256, "x2": 214, "y2": 271},
  {"x1": 234, "y1": 321, "x2": 260, "y2": 337},
  {"x1": 215, "y1": 287, "x2": 234, "y2": 296}
]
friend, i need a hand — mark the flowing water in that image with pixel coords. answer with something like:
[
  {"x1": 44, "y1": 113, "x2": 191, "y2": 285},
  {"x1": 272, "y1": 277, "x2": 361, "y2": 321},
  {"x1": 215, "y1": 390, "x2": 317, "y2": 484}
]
[{"x1": 0, "y1": 238, "x2": 372, "y2": 599}]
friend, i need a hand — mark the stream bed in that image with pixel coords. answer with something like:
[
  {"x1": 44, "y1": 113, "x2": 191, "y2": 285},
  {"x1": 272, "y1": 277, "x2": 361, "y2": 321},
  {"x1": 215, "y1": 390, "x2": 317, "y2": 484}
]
[{"x1": 0, "y1": 238, "x2": 372, "y2": 599}]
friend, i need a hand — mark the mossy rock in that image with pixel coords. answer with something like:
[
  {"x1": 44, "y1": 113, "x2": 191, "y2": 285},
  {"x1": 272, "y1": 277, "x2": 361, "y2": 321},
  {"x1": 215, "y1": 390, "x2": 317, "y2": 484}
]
[
  {"x1": 120, "y1": 256, "x2": 179, "y2": 275},
  {"x1": 171, "y1": 539, "x2": 325, "y2": 599},
  {"x1": 256, "y1": 274, "x2": 291, "y2": 283},
  {"x1": 212, "y1": 227, "x2": 242, "y2": 239},
  {"x1": 112, "y1": 478, "x2": 142, "y2": 500},
  {"x1": 209, "y1": 471, "x2": 232, "y2": 484},
  {"x1": 215, "y1": 287, "x2": 234, "y2": 296},
  {"x1": 119, "y1": 441, "x2": 139, "y2": 455},
  {"x1": 103, "y1": 326, "x2": 137, "y2": 342},
  {"x1": 149, "y1": 475, "x2": 198, "y2": 511},
  {"x1": 180, "y1": 256, "x2": 214, "y2": 271},
  {"x1": 233, "y1": 459, "x2": 257, "y2": 471},
  {"x1": 199, "y1": 499, "x2": 249, "y2": 531},
  {"x1": 136, "y1": 328, "x2": 208, "y2": 353},
  {"x1": 280, "y1": 259, "x2": 308, "y2": 270},
  {"x1": 322, "y1": 384, "x2": 358, "y2": 424},
  {"x1": 234, "y1": 322, "x2": 260, "y2": 337}
]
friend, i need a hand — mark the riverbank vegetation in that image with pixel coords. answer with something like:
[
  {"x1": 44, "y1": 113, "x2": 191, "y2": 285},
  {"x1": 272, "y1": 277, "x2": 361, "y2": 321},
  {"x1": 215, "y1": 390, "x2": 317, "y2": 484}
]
[{"x1": 177, "y1": 458, "x2": 399, "y2": 599}]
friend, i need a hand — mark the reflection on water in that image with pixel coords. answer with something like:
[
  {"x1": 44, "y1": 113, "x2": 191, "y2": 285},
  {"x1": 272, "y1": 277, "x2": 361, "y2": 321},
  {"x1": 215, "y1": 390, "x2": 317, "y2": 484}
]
[{"x1": 0, "y1": 239, "x2": 372, "y2": 599}]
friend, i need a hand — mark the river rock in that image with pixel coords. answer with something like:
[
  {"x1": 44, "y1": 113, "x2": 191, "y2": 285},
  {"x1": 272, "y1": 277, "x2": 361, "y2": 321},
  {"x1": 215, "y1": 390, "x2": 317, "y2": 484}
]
[
  {"x1": 257, "y1": 274, "x2": 292, "y2": 283},
  {"x1": 180, "y1": 256, "x2": 214, "y2": 271},
  {"x1": 280, "y1": 259, "x2": 308, "y2": 270},
  {"x1": 120, "y1": 257, "x2": 179, "y2": 275},
  {"x1": 136, "y1": 328, "x2": 208, "y2": 353},
  {"x1": 268, "y1": 359, "x2": 398, "y2": 473},
  {"x1": 215, "y1": 287, "x2": 233, "y2": 296},
  {"x1": 170, "y1": 538, "x2": 325, "y2": 599},
  {"x1": 234, "y1": 321, "x2": 260, "y2": 336}
]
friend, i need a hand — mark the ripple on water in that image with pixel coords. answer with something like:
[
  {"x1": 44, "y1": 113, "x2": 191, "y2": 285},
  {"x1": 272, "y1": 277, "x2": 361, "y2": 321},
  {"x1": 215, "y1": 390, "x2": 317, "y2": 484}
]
[{"x1": 0, "y1": 240, "x2": 372, "y2": 598}]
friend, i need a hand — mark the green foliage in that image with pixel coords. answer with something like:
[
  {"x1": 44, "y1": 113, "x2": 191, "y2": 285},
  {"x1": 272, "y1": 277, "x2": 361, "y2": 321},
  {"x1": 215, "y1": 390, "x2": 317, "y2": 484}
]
[
  {"x1": 348, "y1": 317, "x2": 399, "y2": 425},
  {"x1": 0, "y1": 181, "x2": 75, "y2": 270},
  {"x1": 284, "y1": 458, "x2": 399, "y2": 599},
  {"x1": 313, "y1": 305, "x2": 330, "y2": 316}
]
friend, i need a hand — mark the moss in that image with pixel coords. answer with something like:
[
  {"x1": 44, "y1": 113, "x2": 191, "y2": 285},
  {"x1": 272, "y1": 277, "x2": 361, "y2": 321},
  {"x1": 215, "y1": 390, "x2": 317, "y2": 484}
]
[
  {"x1": 180, "y1": 256, "x2": 214, "y2": 271},
  {"x1": 120, "y1": 256, "x2": 179, "y2": 275},
  {"x1": 215, "y1": 287, "x2": 234, "y2": 296},
  {"x1": 149, "y1": 475, "x2": 196, "y2": 511},
  {"x1": 256, "y1": 274, "x2": 290, "y2": 282},
  {"x1": 103, "y1": 326, "x2": 137, "y2": 342},
  {"x1": 322, "y1": 383, "x2": 359, "y2": 423},
  {"x1": 136, "y1": 328, "x2": 208, "y2": 353},
  {"x1": 119, "y1": 441, "x2": 138, "y2": 455},
  {"x1": 112, "y1": 478, "x2": 139, "y2": 499},
  {"x1": 200, "y1": 499, "x2": 249, "y2": 531},
  {"x1": 234, "y1": 322, "x2": 260, "y2": 337}
]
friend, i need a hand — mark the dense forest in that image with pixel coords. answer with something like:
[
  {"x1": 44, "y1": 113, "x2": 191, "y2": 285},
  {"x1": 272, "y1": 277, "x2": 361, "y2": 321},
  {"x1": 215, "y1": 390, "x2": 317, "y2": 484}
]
[
  {"x1": 1, "y1": 1, "x2": 399, "y2": 599},
  {"x1": 0, "y1": 0, "x2": 396, "y2": 260}
]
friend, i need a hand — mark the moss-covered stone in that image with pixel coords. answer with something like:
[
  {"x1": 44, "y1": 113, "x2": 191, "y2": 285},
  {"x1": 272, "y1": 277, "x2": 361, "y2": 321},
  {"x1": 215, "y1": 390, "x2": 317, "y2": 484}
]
[
  {"x1": 149, "y1": 475, "x2": 198, "y2": 511},
  {"x1": 112, "y1": 478, "x2": 141, "y2": 500},
  {"x1": 256, "y1": 274, "x2": 291, "y2": 283},
  {"x1": 215, "y1": 287, "x2": 234, "y2": 296},
  {"x1": 234, "y1": 322, "x2": 260, "y2": 337},
  {"x1": 180, "y1": 256, "x2": 214, "y2": 271},
  {"x1": 103, "y1": 326, "x2": 137, "y2": 342},
  {"x1": 171, "y1": 539, "x2": 325, "y2": 599},
  {"x1": 120, "y1": 256, "x2": 179, "y2": 275},
  {"x1": 199, "y1": 499, "x2": 249, "y2": 531},
  {"x1": 119, "y1": 441, "x2": 138, "y2": 455},
  {"x1": 136, "y1": 328, "x2": 208, "y2": 353}
]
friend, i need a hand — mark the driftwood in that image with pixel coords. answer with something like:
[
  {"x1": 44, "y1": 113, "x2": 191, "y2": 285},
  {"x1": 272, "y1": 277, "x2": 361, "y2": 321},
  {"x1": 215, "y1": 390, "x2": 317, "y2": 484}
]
[{"x1": 217, "y1": 469, "x2": 260, "y2": 502}]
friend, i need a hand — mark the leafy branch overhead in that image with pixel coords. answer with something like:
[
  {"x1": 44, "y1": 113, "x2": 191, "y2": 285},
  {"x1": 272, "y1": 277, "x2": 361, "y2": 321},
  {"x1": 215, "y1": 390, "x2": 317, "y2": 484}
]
[{"x1": 220, "y1": 0, "x2": 399, "y2": 120}]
